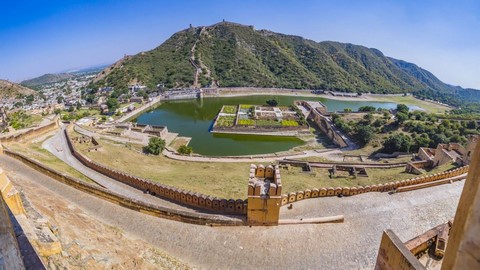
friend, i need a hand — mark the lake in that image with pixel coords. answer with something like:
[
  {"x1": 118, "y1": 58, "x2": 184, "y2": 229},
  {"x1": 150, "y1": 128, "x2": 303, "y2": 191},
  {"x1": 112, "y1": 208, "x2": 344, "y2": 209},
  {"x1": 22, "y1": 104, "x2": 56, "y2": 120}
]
[{"x1": 136, "y1": 95, "x2": 404, "y2": 156}]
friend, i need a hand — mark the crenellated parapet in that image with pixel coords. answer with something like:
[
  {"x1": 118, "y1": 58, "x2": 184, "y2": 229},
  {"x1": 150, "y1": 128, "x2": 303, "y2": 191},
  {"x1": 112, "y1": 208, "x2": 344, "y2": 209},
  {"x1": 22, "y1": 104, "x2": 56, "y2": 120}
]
[{"x1": 247, "y1": 164, "x2": 282, "y2": 225}]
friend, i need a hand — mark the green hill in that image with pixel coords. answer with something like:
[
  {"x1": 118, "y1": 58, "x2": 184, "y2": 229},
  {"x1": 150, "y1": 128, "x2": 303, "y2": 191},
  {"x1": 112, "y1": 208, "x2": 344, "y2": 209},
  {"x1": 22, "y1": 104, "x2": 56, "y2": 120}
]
[
  {"x1": 21, "y1": 73, "x2": 75, "y2": 88},
  {"x1": 90, "y1": 21, "x2": 476, "y2": 97}
]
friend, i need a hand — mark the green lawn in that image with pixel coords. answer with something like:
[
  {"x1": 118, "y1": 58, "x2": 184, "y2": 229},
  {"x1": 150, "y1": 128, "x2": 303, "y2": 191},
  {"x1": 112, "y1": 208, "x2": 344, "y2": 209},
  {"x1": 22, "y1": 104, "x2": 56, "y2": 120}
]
[
  {"x1": 370, "y1": 95, "x2": 450, "y2": 114},
  {"x1": 77, "y1": 135, "x2": 458, "y2": 199}
]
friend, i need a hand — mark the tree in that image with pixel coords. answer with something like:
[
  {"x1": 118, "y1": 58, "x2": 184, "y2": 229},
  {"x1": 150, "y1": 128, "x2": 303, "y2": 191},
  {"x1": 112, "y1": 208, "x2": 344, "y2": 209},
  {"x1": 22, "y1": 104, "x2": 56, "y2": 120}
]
[
  {"x1": 356, "y1": 125, "x2": 374, "y2": 144},
  {"x1": 396, "y1": 104, "x2": 409, "y2": 114},
  {"x1": 430, "y1": 133, "x2": 448, "y2": 147},
  {"x1": 266, "y1": 98, "x2": 279, "y2": 106},
  {"x1": 395, "y1": 112, "x2": 409, "y2": 124},
  {"x1": 466, "y1": 120, "x2": 477, "y2": 129},
  {"x1": 106, "y1": 97, "x2": 119, "y2": 111},
  {"x1": 358, "y1": 106, "x2": 376, "y2": 112},
  {"x1": 382, "y1": 133, "x2": 412, "y2": 153},
  {"x1": 25, "y1": 94, "x2": 34, "y2": 105},
  {"x1": 178, "y1": 145, "x2": 193, "y2": 155},
  {"x1": 144, "y1": 137, "x2": 165, "y2": 155},
  {"x1": 344, "y1": 108, "x2": 352, "y2": 113},
  {"x1": 362, "y1": 113, "x2": 374, "y2": 124},
  {"x1": 76, "y1": 102, "x2": 82, "y2": 110},
  {"x1": 412, "y1": 133, "x2": 430, "y2": 152}
]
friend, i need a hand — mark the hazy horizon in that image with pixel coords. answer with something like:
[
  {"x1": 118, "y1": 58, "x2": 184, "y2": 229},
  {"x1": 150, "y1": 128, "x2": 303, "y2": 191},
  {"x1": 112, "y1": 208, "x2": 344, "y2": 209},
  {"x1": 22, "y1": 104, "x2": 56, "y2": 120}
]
[{"x1": 1, "y1": 0, "x2": 479, "y2": 89}]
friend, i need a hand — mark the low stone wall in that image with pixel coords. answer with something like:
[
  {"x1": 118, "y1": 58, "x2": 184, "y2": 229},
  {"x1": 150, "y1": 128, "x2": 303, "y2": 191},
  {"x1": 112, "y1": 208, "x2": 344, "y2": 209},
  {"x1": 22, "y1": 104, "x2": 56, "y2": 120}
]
[
  {"x1": 280, "y1": 166, "x2": 469, "y2": 206},
  {"x1": 64, "y1": 127, "x2": 247, "y2": 216},
  {"x1": 0, "y1": 117, "x2": 59, "y2": 143},
  {"x1": 405, "y1": 160, "x2": 432, "y2": 174},
  {"x1": 3, "y1": 149, "x2": 244, "y2": 226},
  {"x1": 0, "y1": 195, "x2": 25, "y2": 270},
  {"x1": 280, "y1": 159, "x2": 408, "y2": 169},
  {"x1": 0, "y1": 168, "x2": 25, "y2": 216}
]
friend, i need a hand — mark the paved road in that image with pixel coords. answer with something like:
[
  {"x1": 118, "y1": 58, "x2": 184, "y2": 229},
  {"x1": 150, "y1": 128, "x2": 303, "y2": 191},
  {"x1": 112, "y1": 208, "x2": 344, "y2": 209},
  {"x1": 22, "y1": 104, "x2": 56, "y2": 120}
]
[
  {"x1": 0, "y1": 153, "x2": 464, "y2": 269},
  {"x1": 116, "y1": 96, "x2": 162, "y2": 123},
  {"x1": 41, "y1": 126, "x2": 240, "y2": 221}
]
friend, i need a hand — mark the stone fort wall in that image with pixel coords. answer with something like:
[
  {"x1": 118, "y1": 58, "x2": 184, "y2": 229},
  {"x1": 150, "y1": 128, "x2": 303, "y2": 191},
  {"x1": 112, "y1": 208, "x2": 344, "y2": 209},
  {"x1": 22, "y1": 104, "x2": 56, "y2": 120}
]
[
  {"x1": 0, "y1": 168, "x2": 26, "y2": 270},
  {"x1": 2, "y1": 149, "x2": 244, "y2": 226},
  {"x1": 64, "y1": 127, "x2": 247, "y2": 216},
  {"x1": 0, "y1": 116, "x2": 59, "y2": 143},
  {"x1": 281, "y1": 165, "x2": 469, "y2": 206}
]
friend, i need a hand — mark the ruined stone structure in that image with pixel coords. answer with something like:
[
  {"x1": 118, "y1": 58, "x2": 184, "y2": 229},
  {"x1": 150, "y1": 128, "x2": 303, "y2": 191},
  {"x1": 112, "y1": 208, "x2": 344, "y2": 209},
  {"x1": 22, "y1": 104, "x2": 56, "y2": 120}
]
[
  {"x1": 406, "y1": 135, "x2": 479, "y2": 174},
  {"x1": 442, "y1": 136, "x2": 480, "y2": 269},
  {"x1": 300, "y1": 101, "x2": 349, "y2": 148},
  {"x1": 418, "y1": 135, "x2": 477, "y2": 166},
  {"x1": 375, "y1": 138, "x2": 480, "y2": 269},
  {"x1": 247, "y1": 164, "x2": 282, "y2": 225}
]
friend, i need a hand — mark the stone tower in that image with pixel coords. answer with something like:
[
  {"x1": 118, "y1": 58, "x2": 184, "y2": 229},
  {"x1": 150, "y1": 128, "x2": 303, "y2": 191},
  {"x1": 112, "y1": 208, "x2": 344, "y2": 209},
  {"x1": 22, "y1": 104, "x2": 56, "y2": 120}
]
[
  {"x1": 247, "y1": 164, "x2": 282, "y2": 225},
  {"x1": 463, "y1": 135, "x2": 478, "y2": 165}
]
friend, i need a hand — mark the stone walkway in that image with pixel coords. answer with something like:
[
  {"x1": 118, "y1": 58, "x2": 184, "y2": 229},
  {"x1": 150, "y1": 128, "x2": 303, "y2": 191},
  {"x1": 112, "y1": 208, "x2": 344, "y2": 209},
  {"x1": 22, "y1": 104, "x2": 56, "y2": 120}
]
[{"x1": 0, "y1": 152, "x2": 465, "y2": 269}]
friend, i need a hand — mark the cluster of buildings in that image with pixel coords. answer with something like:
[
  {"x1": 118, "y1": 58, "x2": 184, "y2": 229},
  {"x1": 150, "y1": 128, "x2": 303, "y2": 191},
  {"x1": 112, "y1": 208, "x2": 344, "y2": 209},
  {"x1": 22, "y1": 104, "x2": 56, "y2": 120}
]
[{"x1": 406, "y1": 135, "x2": 478, "y2": 174}]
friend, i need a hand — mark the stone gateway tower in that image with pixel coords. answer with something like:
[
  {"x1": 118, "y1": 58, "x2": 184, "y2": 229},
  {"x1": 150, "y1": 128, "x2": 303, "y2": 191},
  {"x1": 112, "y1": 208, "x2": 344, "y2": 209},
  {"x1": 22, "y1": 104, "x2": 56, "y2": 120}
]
[{"x1": 247, "y1": 164, "x2": 282, "y2": 225}]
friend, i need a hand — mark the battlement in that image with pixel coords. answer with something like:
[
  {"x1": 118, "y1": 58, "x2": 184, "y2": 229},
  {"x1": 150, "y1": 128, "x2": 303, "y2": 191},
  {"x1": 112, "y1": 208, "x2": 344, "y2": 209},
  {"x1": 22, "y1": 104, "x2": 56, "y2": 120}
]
[
  {"x1": 247, "y1": 164, "x2": 282, "y2": 225},
  {"x1": 247, "y1": 164, "x2": 282, "y2": 197}
]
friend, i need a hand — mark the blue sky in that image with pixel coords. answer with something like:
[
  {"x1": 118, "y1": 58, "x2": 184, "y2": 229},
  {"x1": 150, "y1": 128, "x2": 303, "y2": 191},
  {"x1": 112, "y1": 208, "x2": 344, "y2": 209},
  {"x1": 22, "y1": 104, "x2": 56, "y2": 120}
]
[{"x1": 1, "y1": 0, "x2": 479, "y2": 89}]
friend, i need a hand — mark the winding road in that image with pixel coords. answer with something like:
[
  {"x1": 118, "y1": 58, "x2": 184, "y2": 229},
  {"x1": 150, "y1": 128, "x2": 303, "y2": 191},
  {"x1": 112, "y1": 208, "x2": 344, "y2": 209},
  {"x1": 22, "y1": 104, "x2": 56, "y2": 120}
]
[{"x1": 41, "y1": 125, "x2": 241, "y2": 222}]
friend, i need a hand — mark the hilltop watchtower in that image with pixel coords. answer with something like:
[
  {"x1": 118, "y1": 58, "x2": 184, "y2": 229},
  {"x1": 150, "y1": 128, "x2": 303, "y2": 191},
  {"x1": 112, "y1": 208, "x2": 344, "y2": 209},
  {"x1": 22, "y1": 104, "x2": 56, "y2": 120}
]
[{"x1": 247, "y1": 164, "x2": 282, "y2": 225}]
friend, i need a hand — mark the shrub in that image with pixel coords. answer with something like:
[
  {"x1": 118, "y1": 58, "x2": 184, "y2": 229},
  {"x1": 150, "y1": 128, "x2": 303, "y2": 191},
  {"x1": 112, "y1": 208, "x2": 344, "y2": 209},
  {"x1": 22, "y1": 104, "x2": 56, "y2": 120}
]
[
  {"x1": 382, "y1": 133, "x2": 412, "y2": 153},
  {"x1": 358, "y1": 106, "x2": 376, "y2": 112},
  {"x1": 144, "y1": 137, "x2": 165, "y2": 155},
  {"x1": 178, "y1": 145, "x2": 193, "y2": 155},
  {"x1": 266, "y1": 98, "x2": 279, "y2": 106},
  {"x1": 396, "y1": 104, "x2": 409, "y2": 114},
  {"x1": 356, "y1": 125, "x2": 374, "y2": 144}
]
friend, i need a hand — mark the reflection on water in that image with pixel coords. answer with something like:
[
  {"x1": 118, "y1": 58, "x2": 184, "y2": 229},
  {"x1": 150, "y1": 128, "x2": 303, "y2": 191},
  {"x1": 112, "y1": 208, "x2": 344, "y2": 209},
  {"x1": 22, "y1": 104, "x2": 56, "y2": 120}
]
[{"x1": 136, "y1": 95, "x2": 402, "y2": 156}]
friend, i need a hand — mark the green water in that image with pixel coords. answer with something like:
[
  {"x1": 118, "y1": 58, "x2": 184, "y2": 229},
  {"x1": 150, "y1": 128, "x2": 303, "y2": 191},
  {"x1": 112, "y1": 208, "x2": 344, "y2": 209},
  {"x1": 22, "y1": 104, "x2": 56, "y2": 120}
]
[{"x1": 136, "y1": 95, "x2": 402, "y2": 156}]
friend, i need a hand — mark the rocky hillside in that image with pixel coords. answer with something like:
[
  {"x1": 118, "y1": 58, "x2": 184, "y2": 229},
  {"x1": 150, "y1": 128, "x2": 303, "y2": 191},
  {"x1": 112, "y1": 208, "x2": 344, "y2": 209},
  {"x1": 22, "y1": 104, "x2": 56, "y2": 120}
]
[
  {"x1": 90, "y1": 21, "x2": 472, "y2": 95},
  {"x1": 0, "y1": 80, "x2": 36, "y2": 98}
]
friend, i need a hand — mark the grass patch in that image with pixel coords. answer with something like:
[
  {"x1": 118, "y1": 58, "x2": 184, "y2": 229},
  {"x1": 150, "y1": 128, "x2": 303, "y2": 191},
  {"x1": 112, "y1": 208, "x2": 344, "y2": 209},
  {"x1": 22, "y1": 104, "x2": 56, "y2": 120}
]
[
  {"x1": 370, "y1": 95, "x2": 450, "y2": 114},
  {"x1": 281, "y1": 120, "x2": 299, "y2": 127},
  {"x1": 222, "y1": 105, "x2": 237, "y2": 114},
  {"x1": 238, "y1": 119, "x2": 255, "y2": 126},
  {"x1": 280, "y1": 162, "x2": 457, "y2": 192},
  {"x1": 240, "y1": 104, "x2": 254, "y2": 109},
  {"x1": 77, "y1": 134, "x2": 458, "y2": 198},
  {"x1": 215, "y1": 116, "x2": 235, "y2": 127},
  {"x1": 6, "y1": 142, "x2": 96, "y2": 184},
  {"x1": 256, "y1": 119, "x2": 281, "y2": 126}
]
